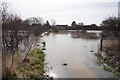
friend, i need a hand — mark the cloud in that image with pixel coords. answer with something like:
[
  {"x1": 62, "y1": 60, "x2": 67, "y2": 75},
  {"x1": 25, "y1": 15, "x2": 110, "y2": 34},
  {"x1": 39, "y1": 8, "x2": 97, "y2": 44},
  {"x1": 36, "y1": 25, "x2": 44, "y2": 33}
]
[{"x1": 1, "y1": 0, "x2": 118, "y2": 25}]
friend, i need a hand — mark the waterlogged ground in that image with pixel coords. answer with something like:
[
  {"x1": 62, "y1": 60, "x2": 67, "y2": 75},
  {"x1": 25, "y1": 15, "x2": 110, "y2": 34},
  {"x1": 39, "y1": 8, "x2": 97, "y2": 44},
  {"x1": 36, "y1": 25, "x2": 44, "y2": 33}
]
[{"x1": 41, "y1": 30, "x2": 115, "y2": 78}]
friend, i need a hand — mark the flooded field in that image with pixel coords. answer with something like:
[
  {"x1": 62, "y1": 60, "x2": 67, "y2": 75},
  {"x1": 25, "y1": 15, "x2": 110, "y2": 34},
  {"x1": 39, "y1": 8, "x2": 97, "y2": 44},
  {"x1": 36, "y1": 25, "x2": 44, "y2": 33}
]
[{"x1": 41, "y1": 30, "x2": 114, "y2": 78}]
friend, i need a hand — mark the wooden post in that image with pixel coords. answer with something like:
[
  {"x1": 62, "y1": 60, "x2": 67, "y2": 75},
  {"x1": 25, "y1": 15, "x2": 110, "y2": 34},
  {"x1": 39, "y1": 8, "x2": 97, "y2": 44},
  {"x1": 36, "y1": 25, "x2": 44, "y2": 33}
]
[
  {"x1": 100, "y1": 34, "x2": 103, "y2": 51},
  {"x1": 118, "y1": 35, "x2": 120, "y2": 51},
  {"x1": 118, "y1": 18, "x2": 120, "y2": 51}
]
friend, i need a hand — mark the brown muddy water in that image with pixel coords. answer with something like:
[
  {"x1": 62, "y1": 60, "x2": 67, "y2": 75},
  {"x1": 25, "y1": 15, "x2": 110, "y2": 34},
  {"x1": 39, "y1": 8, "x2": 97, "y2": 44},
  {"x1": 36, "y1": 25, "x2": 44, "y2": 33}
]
[{"x1": 40, "y1": 30, "x2": 115, "y2": 78}]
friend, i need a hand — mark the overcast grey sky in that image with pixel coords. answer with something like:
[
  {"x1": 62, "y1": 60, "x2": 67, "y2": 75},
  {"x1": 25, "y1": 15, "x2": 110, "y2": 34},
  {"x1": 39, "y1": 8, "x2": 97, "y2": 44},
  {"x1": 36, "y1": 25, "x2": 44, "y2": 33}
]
[{"x1": 1, "y1": 0, "x2": 119, "y2": 25}]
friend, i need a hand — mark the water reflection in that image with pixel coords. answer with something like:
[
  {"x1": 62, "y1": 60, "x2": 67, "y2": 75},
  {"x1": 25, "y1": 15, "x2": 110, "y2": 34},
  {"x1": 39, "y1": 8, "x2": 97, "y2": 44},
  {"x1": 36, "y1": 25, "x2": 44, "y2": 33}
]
[
  {"x1": 42, "y1": 30, "x2": 114, "y2": 78},
  {"x1": 49, "y1": 72, "x2": 57, "y2": 78}
]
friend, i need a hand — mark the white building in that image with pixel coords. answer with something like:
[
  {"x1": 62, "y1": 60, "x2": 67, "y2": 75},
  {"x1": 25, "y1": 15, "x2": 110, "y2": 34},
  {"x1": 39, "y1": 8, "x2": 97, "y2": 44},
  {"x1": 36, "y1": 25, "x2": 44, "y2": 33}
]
[{"x1": 118, "y1": 1, "x2": 120, "y2": 18}]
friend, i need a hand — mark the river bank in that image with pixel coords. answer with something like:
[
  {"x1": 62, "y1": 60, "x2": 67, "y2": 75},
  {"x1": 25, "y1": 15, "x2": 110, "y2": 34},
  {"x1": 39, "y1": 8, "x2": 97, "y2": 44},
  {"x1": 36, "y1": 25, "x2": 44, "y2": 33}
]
[
  {"x1": 2, "y1": 30, "x2": 119, "y2": 79},
  {"x1": 2, "y1": 31, "x2": 52, "y2": 79},
  {"x1": 95, "y1": 37, "x2": 120, "y2": 78}
]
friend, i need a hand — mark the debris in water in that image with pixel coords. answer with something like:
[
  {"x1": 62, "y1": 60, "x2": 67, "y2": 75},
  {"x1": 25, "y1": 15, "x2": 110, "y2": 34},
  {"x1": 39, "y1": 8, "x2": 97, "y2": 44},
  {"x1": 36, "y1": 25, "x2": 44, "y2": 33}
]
[
  {"x1": 91, "y1": 50, "x2": 94, "y2": 52},
  {"x1": 51, "y1": 67, "x2": 53, "y2": 69},
  {"x1": 62, "y1": 63, "x2": 68, "y2": 66},
  {"x1": 42, "y1": 41, "x2": 46, "y2": 46}
]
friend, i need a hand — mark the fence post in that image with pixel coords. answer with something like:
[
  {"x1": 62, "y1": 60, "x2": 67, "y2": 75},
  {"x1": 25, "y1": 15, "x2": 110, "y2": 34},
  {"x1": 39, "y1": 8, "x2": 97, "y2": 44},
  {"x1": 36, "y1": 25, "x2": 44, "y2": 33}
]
[{"x1": 100, "y1": 34, "x2": 103, "y2": 51}]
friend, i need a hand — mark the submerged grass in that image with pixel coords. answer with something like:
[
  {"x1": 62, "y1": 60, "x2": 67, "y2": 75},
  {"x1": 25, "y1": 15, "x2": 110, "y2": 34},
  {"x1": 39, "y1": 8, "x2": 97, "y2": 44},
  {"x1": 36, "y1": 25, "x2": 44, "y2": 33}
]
[{"x1": 95, "y1": 52, "x2": 120, "y2": 77}]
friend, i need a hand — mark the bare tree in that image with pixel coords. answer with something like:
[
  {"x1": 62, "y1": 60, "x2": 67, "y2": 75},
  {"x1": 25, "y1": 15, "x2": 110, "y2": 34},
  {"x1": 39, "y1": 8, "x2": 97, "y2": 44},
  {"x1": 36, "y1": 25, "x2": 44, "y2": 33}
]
[
  {"x1": 50, "y1": 19, "x2": 56, "y2": 27},
  {"x1": 0, "y1": 2, "x2": 28, "y2": 79},
  {"x1": 101, "y1": 16, "x2": 120, "y2": 50},
  {"x1": 1, "y1": 2, "x2": 8, "y2": 25},
  {"x1": 25, "y1": 17, "x2": 44, "y2": 25}
]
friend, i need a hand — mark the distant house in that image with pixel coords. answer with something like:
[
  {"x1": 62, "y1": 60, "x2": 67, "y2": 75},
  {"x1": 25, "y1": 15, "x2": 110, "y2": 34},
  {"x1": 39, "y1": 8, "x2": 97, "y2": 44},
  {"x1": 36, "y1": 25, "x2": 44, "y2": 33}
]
[{"x1": 55, "y1": 25, "x2": 68, "y2": 30}]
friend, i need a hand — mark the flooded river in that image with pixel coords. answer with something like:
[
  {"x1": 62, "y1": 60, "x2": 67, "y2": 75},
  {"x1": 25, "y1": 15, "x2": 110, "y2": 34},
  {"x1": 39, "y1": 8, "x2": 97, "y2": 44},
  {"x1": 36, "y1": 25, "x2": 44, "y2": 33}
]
[{"x1": 41, "y1": 30, "x2": 114, "y2": 78}]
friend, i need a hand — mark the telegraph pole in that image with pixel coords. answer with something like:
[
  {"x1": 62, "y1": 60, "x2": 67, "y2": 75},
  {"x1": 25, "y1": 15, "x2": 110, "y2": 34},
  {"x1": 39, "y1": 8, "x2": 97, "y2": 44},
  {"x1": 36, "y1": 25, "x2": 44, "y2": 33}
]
[
  {"x1": 118, "y1": 1, "x2": 120, "y2": 18},
  {"x1": 118, "y1": 1, "x2": 120, "y2": 51},
  {"x1": 0, "y1": 9, "x2": 2, "y2": 79}
]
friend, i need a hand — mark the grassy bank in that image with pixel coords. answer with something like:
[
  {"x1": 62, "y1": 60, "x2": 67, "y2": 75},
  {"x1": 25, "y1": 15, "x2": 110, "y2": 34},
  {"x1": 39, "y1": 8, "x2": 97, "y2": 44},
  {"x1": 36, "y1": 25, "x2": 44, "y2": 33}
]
[
  {"x1": 95, "y1": 38, "x2": 120, "y2": 77},
  {"x1": 16, "y1": 48, "x2": 44, "y2": 78},
  {"x1": 2, "y1": 42, "x2": 52, "y2": 79}
]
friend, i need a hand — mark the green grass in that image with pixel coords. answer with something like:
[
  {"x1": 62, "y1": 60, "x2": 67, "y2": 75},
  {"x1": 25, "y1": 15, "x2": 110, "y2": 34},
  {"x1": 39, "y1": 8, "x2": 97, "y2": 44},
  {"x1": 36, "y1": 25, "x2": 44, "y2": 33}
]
[{"x1": 16, "y1": 48, "x2": 52, "y2": 79}]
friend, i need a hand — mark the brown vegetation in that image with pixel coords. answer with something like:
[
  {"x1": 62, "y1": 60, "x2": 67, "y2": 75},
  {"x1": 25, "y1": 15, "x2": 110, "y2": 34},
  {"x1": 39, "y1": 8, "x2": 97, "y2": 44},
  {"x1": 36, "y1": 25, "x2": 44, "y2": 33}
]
[
  {"x1": 102, "y1": 39, "x2": 120, "y2": 71},
  {"x1": 71, "y1": 31, "x2": 100, "y2": 39}
]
